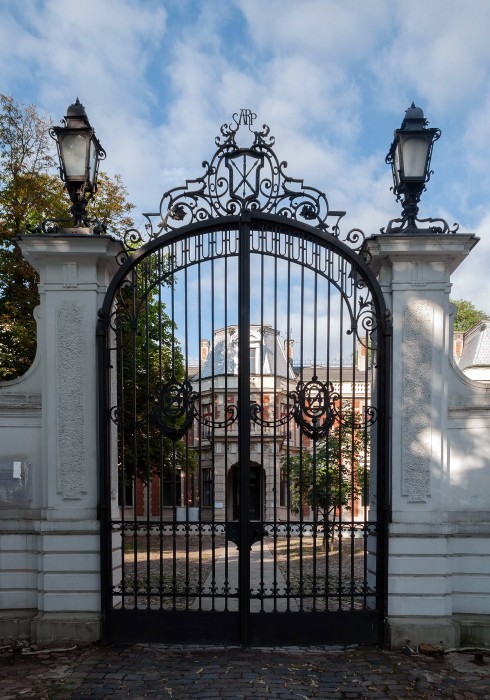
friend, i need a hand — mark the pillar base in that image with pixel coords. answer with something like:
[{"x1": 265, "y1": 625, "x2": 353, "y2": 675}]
[
  {"x1": 30, "y1": 612, "x2": 100, "y2": 644},
  {"x1": 388, "y1": 616, "x2": 460, "y2": 649}
]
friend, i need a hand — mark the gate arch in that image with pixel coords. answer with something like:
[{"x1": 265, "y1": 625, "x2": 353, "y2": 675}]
[{"x1": 98, "y1": 114, "x2": 391, "y2": 645}]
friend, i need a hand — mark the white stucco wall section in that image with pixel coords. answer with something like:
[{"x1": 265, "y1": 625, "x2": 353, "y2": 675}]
[
  {"x1": 366, "y1": 231, "x2": 490, "y2": 648},
  {"x1": 0, "y1": 232, "x2": 122, "y2": 643}
]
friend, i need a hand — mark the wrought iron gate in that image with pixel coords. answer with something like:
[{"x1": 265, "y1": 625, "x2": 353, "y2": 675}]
[{"x1": 98, "y1": 112, "x2": 391, "y2": 645}]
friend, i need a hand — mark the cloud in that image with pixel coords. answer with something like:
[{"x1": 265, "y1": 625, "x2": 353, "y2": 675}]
[{"x1": 371, "y1": 0, "x2": 490, "y2": 114}]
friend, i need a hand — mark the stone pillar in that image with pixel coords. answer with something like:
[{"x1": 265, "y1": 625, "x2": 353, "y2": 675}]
[
  {"x1": 15, "y1": 231, "x2": 123, "y2": 642},
  {"x1": 365, "y1": 231, "x2": 478, "y2": 648}
]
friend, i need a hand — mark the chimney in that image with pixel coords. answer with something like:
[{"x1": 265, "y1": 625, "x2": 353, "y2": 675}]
[
  {"x1": 284, "y1": 338, "x2": 294, "y2": 364},
  {"x1": 201, "y1": 339, "x2": 210, "y2": 364},
  {"x1": 357, "y1": 340, "x2": 367, "y2": 371}
]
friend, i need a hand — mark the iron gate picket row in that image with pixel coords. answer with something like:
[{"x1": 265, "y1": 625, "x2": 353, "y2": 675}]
[{"x1": 98, "y1": 113, "x2": 390, "y2": 646}]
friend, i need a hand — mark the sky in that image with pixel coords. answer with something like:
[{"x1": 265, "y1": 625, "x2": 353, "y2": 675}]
[{"x1": 2, "y1": 0, "x2": 490, "y2": 313}]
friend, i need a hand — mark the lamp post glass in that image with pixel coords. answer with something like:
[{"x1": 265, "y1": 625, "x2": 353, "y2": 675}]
[
  {"x1": 60, "y1": 133, "x2": 88, "y2": 179},
  {"x1": 385, "y1": 103, "x2": 441, "y2": 232},
  {"x1": 51, "y1": 98, "x2": 105, "y2": 228}
]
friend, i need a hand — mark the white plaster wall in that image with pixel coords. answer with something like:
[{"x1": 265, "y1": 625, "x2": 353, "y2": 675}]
[
  {"x1": 0, "y1": 233, "x2": 123, "y2": 643},
  {"x1": 0, "y1": 306, "x2": 42, "y2": 630},
  {"x1": 367, "y1": 232, "x2": 490, "y2": 647}
]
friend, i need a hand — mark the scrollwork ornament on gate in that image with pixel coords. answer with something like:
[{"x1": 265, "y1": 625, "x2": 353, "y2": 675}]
[
  {"x1": 290, "y1": 376, "x2": 339, "y2": 440},
  {"x1": 194, "y1": 403, "x2": 238, "y2": 433},
  {"x1": 152, "y1": 379, "x2": 198, "y2": 440},
  {"x1": 250, "y1": 376, "x2": 340, "y2": 441},
  {"x1": 141, "y1": 110, "x2": 356, "y2": 244}
]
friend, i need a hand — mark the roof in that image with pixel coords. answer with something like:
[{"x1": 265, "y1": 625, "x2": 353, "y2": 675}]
[
  {"x1": 294, "y1": 365, "x2": 368, "y2": 384},
  {"x1": 198, "y1": 325, "x2": 295, "y2": 379},
  {"x1": 458, "y1": 320, "x2": 490, "y2": 371}
]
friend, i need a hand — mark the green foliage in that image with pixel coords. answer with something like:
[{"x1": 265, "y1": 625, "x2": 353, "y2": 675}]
[
  {"x1": 451, "y1": 298, "x2": 488, "y2": 333},
  {"x1": 116, "y1": 258, "x2": 193, "y2": 487},
  {"x1": 0, "y1": 94, "x2": 134, "y2": 380},
  {"x1": 281, "y1": 407, "x2": 367, "y2": 526}
]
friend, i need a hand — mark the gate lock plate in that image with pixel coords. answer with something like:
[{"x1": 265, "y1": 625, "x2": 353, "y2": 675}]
[{"x1": 225, "y1": 522, "x2": 268, "y2": 550}]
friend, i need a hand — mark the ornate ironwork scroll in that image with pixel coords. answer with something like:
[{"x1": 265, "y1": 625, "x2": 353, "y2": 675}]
[
  {"x1": 143, "y1": 109, "x2": 349, "y2": 241},
  {"x1": 152, "y1": 379, "x2": 197, "y2": 440},
  {"x1": 290, "y1": 376, "x2": 338, "y2": 440},
  {"x1": 251, "y1": 376, "x2": 378, "y2": 441}
]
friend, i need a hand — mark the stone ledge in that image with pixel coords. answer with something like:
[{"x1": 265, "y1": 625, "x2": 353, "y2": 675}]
[
  {"x1": 0, "y1": 609, "x2": 36, "y2": 644},
  {"x1": 388, "y1": 616, "x2": 460, "y2": 649},
  {"x1": 454, "y1": 614, "x2": 490, "y2": 648},
  {"x1": 31, "y1": 612, "x2": 101, "y2": 644}
]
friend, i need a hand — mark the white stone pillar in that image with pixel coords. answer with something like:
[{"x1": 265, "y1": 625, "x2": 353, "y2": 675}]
[
  {"x1": 16, "y1": 230, "x2": 123, "y2": 642},
  {"x1": 365, "y1": 232, "x2": 478, "y2": 648}
]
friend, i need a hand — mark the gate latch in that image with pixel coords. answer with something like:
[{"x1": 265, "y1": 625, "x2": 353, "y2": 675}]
[{"x1": 225, "y1": 522, "x2": 268, "y2": 550}]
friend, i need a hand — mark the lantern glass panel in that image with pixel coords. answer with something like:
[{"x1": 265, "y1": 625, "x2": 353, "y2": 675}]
[
  {"x1": 394, "y1": 143, "x2": 402, "y2": 188},
  {"x1": 88, "y1": 138, "x2": 97, "y2": 189},
  {"x1": 401, "y1": 135, "x2": 429, "y2": 180},
  {"x1": 61, "y1": 133, "x2": 88, "y2": 179}
]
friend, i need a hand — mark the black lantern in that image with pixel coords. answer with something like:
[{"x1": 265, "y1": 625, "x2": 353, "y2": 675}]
[
  {"x1": 51, "y1": 99, "x2": 106, "y2": 227},
  {"x1": 384, "y1": 103, "x2": 440, "y2": 233}
]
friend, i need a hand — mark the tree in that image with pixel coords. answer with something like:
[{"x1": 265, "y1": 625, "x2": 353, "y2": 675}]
[
  {"x1": 0, "y1": 95, "x2": 193, "y2": 502},
  {"x1": 451, "y1": 298, "x2": 488, "y2": 333},
  {"x1": 281, "y1": 407, "x2": 367, "y2": 548},
  {"x1": 0, "y1": 94, "x2": 134, "y2": 380},
  {"x1": 116, "y1": 259, "x2": 191, "y2": 494}
]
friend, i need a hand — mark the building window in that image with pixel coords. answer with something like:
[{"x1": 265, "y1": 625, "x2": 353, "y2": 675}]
[
  {"x1": 118, "y1": 474, "x2": 134, "y2": 506},
  {"x1": 279, "y1": 467, "x2": 288, "y2": 507},
  {"x1": 202, "y1": 468, "x2": 213, "y2": 507},
  {"x1": 162, "y1": 470, "x2": 182, "y2": 506},
  {"x1": 250, "y1": 347, "x2": 256, "y2": 374}
]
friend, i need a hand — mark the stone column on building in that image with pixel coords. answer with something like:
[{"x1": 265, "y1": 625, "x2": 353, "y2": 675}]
[
  {"x1": 365, "y1": 231, "x2": 478, "y2": 647},
  {"x1": 15, "y1": 229, "x2": 123, "y2": 642}
]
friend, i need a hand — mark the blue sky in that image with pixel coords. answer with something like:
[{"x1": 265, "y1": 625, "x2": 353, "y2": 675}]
[{"x1": 2, "y1": 0, "x2": 490, "y2": 311}]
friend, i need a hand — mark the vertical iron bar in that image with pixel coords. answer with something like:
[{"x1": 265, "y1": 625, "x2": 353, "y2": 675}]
[
  {"x1": 210, "y1": 232, "x2": 216, "y2": 611},
  {"x1": 238, "y1": 213, "x2": 251, "y2": 645},
  {"x1": 259, "y1": 223, "x2": 265, "y2": 612},
  {"x1": 298, "y1": 235, "x2": 305, "y2": 611},
  {"x1": 272, "y1": 226, "x2": 278, "y2": 612},
  {"x1": 338, "y1": 257, "x2": 345, "y2": 611},
  {"x1": 197, "y1": 239, "x2": 204, "y2": 611},
  {"x1": 223, "y1": 230, "x2": 230, "y2": 611},
  {"x1": 286, "y1": 235, "x2": 292, "y2": 612},
  {"x1": 312, "y1": 260, "x2": 318, "y2": 611},
  {"x1": 158, "y1": 247, "x2": 164, "y2": 611},
  {"x1": 142, "y1": 260, "x2": 150, "y2": 610},
  {"x1": 131, "y1": 267, "x2": 138, "y2": 610},
  {"x1": 184, "y1": 244, "x2": 190, "y2": 611}
]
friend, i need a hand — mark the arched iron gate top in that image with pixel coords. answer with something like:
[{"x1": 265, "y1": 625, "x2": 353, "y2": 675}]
[
  {"x1": 100, "y1": 109, "x2": 390, "y2": 330},
  {"x1": 98, "y1": 111, "x2": 391, "y2": 647},
  {"x1": 101, "y1": 212, "x2": 390, "y2": 332}
]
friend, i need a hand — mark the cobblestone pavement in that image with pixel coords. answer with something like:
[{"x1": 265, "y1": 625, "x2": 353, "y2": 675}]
[{"x1": 0, "y1": 643, "x2": 489, "y2": 699}]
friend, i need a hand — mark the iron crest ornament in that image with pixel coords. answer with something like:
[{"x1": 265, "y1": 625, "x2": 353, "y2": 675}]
[
  {"x1": 142, "y1": 109, "x2": 352, "y2": 243},
  {"x1": 152, "y1": 379, "x2": 197, "y2": 440},
  {"x1": 251, "y1": 375, "x2": 378, "y2": 441}
]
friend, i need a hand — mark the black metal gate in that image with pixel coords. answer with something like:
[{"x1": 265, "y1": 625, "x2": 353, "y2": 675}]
[{"x1": 98, "y1": 112, "x2": 391, "y2": 646}]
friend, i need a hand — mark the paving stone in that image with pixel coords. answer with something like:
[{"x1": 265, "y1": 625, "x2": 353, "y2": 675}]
[{"x1": 2, "y1": 644, "x2": 490, "y2": 699}]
